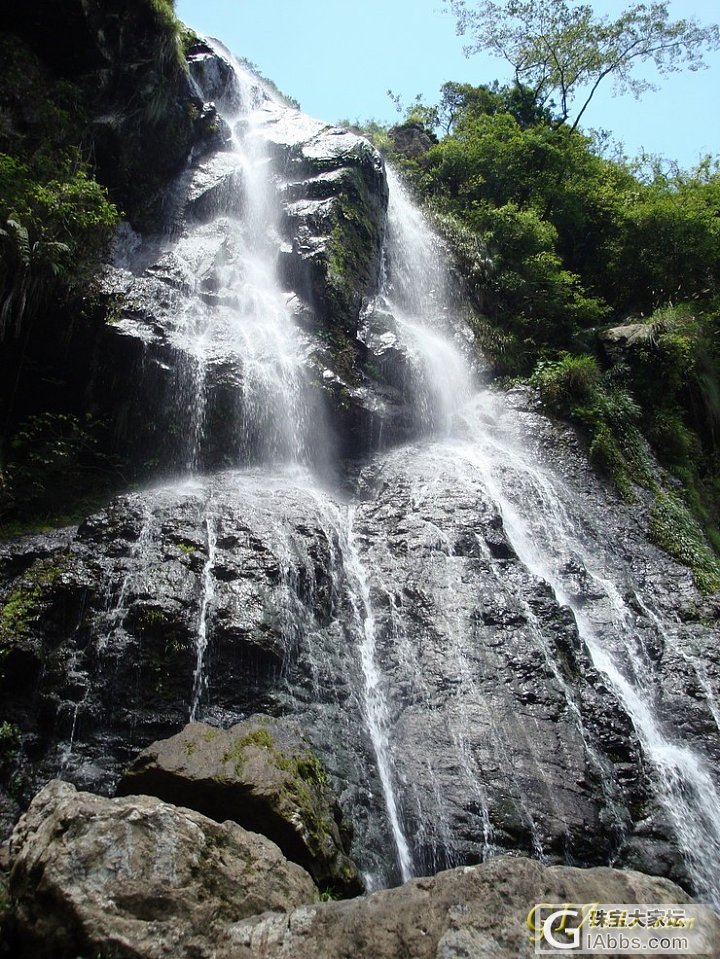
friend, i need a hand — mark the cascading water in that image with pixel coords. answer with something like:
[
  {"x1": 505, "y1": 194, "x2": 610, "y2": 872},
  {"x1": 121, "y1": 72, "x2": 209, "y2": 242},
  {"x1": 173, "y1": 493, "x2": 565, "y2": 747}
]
[
  {"x1": 169, "y1": 50, "x2": 321, "y2": 471},
  {"x1": 344, "y1": 508, "x2": 415, "y2": 882},
  {"x1": 84, "y1": 42, "x2": 720, "y2": 901},
  {"x1": 363, "y1": 167, "x2": 475, "y2": 436},
  {"x1": 366, "y1": 173, "x2": 720, "y2": 899},
  {"x1": 190, "y1": 505, "x2": 217, "y2": 720}
]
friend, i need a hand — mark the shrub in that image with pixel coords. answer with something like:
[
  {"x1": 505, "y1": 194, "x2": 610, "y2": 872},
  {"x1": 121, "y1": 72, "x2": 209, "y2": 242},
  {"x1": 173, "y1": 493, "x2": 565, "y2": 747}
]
[
  {"x1": 650, "y1": 492, "x2": 720, "y2": 593},
  {"x1": 531, "y1": 354, "x2": 602, "y2": 409}
]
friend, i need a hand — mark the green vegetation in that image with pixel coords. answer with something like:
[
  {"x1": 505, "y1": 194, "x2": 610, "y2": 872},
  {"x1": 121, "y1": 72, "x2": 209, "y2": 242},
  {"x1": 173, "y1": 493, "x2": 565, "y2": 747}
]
[
  {"x1": 0, "y1": 558, "x2": 66, "y2": 644},
  {"x1": 218, "y1": 728, "x2": 334, "y2": 849},
  {"x1": 0, "y1": 0, "x2": 200, "y2": 534},
  {"x1": 237, "y1": 57, "x2": 301, "y2": 110},
  {"x1": 650, "y1": 492, "x2": 720, "y2": 593},
  {"x1": 317, "y1": 887, "x2": 340, "y2": 902},
  {"x1": 531, "y1": 355, "x2": 653, "y2": 500},
  {"x1": 360, "y1": 2, "x2": 720, "y2": 590},
  {"x1": 176, "y1": 542, "x2": 198, "y2": 555},
  {"x1": 0, "y1": 37, "x2": 119, "y2": 335},
  {"x1": 0, "y1": 34, "x2": 120, "y2": 531},
  {"x1": 0, "y1": 413, "x2": 124, "y2": 534}
]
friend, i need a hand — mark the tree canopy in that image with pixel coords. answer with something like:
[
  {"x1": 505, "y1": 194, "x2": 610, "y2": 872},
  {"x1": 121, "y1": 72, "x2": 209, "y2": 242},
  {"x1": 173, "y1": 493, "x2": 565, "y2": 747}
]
[{"x1": 445, "y1": 0, "x2": 720, "y2": 129}]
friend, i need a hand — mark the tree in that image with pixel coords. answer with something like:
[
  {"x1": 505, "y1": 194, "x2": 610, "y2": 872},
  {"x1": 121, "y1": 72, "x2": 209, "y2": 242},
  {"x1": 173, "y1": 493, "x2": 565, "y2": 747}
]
[
  {"x1": 436, "y1": 80, "x2": 552, "y2": 133},
  {"x1": 445, "y1": 0, "x2": 720, "y2": 130}
]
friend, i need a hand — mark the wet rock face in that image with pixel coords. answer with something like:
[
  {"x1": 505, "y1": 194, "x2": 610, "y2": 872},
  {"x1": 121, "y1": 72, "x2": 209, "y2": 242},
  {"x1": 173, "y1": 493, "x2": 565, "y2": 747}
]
[
  {"x1": 3, "y1": 399, "x2": 718, "y2": 891},
  {"x1": 347, "y1": 440, "x2": 645, "y2": 877},
  {"x1": 8, "y1": 780, "x2": 317, "y2": 959},
  {"x1": 118, "y1": 718, "x2": 363, "y2": 897}
]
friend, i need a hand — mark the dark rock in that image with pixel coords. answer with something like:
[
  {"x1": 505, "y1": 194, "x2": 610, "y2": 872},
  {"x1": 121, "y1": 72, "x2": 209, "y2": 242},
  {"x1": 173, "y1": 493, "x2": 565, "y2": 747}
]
[
  {"x1": 118, "y1": 718, "x2": 363, "y2": 897},
  {"x1": 388, "y1": 121, "x2": 438, "y2": 158},
  {"x1": 2, "y1": 421, "x2": 718, "y2": 891},
  {"x1": 187, "y1": 39, "x2": 248, "y2": 114}
]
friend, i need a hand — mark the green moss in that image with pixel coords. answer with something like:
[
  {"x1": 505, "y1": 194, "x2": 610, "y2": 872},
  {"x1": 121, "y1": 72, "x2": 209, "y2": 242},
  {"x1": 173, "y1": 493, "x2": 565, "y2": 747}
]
[
  {"x1": 294, "y1": 753, "x2": 330, "y2": 787},
  {"x1": 0, "y1": 720, "x2": 21, "y2": 776},
  {"x1": 274, "y1": 749, "x2": 335, "y2": 848},
  {"x1": 243, "y1": 728, "x2": 275, "y2": 750},
  {"x1": 589, "y1": 425, "x2": 635, "y2": 502},
  {"x1": 328, "y1": 187, "x2": 375, "y2": 288},
  {"x1": 218, "y1": 729, "x2": 334, "y2": 848},
  {"x1": 177, "y1": 541, "x2": 197, "y2": 555},
  {"x1": 221, "y1": 727, "x2": 276, "y2": 775},
  {"x1": 649, "y1": 492, "x2": 720, "y2": 594},
  {"x1": 0, "y1": 558, "x2": 66, "y2": 643}
]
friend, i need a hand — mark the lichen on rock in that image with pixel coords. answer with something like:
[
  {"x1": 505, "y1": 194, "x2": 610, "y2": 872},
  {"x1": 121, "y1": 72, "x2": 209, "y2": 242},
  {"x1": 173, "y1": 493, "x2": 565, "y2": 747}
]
[{"x1": 118, "y1": 716, "x2": 363, "y2": 898}]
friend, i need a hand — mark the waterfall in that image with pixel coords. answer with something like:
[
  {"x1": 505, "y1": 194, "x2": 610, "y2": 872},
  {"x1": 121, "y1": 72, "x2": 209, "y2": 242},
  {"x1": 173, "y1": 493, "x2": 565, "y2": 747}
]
[
  {"x1": 359, "y1": 170, "x2": 720, "y2": 900},
  {"x1": 91, "y1": 43, "x2": 720, "y2": 901},
  {"x1": 369, "y1": 168, "x2": 474, "y2": 436},
  {"x1": 344, "y1": 507, "x2": 415, "y2": 882},
  {"x1": 171, "y1": 49, "x2": 320, "y2": 471},
  {"x1": 448, "y1": 396, "x2": 720, "y2": 902}
]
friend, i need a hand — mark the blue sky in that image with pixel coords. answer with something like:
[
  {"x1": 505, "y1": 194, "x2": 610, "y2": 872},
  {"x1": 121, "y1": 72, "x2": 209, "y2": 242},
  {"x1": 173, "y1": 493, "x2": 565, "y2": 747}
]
[{"x1": 176, "y1": 0, "x2": 720, "y2": 168}]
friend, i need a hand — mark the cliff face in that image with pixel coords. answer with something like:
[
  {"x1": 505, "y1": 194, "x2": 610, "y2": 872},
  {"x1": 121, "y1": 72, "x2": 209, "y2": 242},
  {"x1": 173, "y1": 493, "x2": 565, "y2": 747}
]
[
  {"x1": 1, "y1": 5, "x2": 720, "y2": 955},
  {"x1": 2, "y1": 0, "x2": 203, "y2": 215},
  {"x1": 0, "y1": 0, "x2": 222, "y2": 531}
]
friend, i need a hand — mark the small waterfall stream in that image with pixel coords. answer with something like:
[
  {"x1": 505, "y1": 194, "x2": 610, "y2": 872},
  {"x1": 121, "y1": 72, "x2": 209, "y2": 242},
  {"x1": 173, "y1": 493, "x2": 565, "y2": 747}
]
[
  {"x1": 447, "y1": 397, "x2": 720, "y2": 901},
  {"x1": 90, "y1": 44, "x2": 720, "y2": 902},
  {"x1": 344, "y1": 507, "x2": 415, "y2": 883},
  {"x1": 190, "y1": 506, "x2": 217, "y2": 720}
]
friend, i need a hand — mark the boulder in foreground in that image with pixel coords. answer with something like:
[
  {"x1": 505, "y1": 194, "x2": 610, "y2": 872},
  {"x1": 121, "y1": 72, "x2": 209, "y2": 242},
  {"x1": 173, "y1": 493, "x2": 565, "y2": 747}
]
[
  {"x1": 118, "y1": 716, "x2": 362, "y2": 897},
  {"x1": 9, "y1": 780, "x2": 317, "y2": 959},
  {"x1": 9, "y1": 779, "x2": 720, "y2": 958}
]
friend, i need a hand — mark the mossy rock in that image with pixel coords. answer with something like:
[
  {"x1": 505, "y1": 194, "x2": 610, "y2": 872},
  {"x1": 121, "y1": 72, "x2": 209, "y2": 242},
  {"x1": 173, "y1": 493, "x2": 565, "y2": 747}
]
[
  {"x1": 118, "y1": 715, "x2": 363, "y2": 898},
  {"x1": 0, "y1": 556, "x2": 72, "y2": 695}
]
